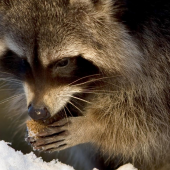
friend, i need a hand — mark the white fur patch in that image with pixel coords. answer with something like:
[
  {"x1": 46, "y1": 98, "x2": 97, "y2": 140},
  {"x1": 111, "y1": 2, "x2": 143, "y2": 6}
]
[
  {"x1": 5, "y1": 36, "x2": 24, "y2": 56},
  {"x1": 23, "y1": 82, "x2": 34, "y2": 107},
  {"x1": 0, "y1": 40, "x2": 7, "y2": 57}
]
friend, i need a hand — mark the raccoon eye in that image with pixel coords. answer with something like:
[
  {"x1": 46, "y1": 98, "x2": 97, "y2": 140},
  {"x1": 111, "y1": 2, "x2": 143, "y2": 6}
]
[{"x1": 57, "y1": 58, "x2": 70, "y2": 67}]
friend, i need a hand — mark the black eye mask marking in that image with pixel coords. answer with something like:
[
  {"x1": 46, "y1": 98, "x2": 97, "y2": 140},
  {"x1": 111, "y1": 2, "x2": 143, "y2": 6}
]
[
  {"x1": 49, "y1": 55, "x2": 99, "y2": 80},
  {"x1": 0, "y1": 50, "x2": 31, "y2": 80},
  {"x1": 56, "y1": 58, "x2": 70, "y2": 67},
  {"x1": 74, "y1": 56, "x2": 99, "y2": 77}
]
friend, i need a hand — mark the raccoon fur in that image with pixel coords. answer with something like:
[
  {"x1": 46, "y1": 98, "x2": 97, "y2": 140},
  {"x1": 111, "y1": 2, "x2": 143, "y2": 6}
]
[{"x1": 0, "y1": 0, "x2": 170, "y2": 169}]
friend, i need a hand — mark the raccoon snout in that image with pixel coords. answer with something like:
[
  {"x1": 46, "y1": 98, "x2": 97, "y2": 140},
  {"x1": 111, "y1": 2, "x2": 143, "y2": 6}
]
[{"x1": 28, "y1": 105, "x2": 51, "y2": 120}]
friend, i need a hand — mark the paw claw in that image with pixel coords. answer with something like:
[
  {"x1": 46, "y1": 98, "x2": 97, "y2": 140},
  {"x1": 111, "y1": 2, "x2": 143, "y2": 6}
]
[
  {"x1": 26, "y1": 137, "x2": 36, "y2": 143},
  {"x1": 38, "y1": 141, "x2": 67, "y2": 151}
]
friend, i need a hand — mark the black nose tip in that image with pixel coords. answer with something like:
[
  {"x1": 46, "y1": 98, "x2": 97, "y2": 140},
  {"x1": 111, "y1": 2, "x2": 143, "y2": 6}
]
[{"x1": 28, "y1": 105, "x2": 51, "y2": 120}]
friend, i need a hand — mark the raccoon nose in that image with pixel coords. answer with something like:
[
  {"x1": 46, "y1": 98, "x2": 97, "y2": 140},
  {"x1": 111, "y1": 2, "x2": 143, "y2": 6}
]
[{"x1": 28, "y1": 105, "x2": 51, "y2": 120}]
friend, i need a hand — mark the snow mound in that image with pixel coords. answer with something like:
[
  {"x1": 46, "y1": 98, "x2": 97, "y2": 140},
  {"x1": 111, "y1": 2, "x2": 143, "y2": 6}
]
[
  {"x1": 0, "y1": 140, "x2": 74, "y2": 170},
  {"x1": 0, "y1": 140, "x2": 137, "y2": 170},
  {"x1": 117, "y1": 163, "x2": 138, "y2": 170}
]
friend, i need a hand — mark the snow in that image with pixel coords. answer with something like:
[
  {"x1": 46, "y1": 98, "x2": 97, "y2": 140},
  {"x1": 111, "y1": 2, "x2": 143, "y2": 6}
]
[
  {"x1": 117, "y1": 164, "x2": 138, "y2": 170},
  {"x1": 0, "y1": 140, "x2": 74, "y2": 170},
  {"x1": 0, "y1": 140, "x2": 137, "y2": 170}
]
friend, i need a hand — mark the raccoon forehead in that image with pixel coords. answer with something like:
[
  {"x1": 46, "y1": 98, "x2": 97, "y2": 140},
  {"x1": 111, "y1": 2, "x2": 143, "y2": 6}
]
[
  {"x1": 3, "y1": 34, "x2": 99, "y2": 68},
  {"x1": 39, "y1": 43, "x2": 97, "y2": 67}
]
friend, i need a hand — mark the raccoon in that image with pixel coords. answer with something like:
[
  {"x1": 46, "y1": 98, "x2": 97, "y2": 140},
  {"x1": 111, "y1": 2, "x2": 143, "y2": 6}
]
[{"x1": 0, "y1": 0, "x2": 170, "y2": 169}]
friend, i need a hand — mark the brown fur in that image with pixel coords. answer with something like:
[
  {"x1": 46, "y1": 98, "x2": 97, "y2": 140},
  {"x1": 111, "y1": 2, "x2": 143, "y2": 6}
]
[{"x1": 0, "y1": 0, "x2": 170, "y2": 169}]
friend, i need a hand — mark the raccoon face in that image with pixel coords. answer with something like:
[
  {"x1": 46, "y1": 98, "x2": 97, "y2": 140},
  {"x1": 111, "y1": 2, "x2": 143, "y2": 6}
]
[
  {"x1": 0, "y1": 45, "x2": 100, "y2": 121},
  {"x1": 0, "y1": 0, "x2": 142, "y2": 121},
  {"x1": 0, "y1": 0, "x2": 109, "y2": 121}
]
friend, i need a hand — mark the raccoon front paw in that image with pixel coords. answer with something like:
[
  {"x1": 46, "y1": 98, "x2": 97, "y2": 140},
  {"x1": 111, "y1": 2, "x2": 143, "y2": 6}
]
[{"x1": 32, "y1": 117, "x2": 81, "y2": 152}]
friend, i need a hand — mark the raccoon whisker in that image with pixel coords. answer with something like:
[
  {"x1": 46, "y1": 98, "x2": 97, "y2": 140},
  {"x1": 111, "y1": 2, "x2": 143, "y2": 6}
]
[
  {"x1": 0, "y1": 71, "x2": 16, "y2": 76},
  {"x1": 0, "y1": 82, "x2": 22, "y2": 87},
  {"x1": 0, "y1": 78, "x2": 22, "y2": 82},
  {"x1": 0, "y1": 82, "x2": 9, "y2": 88},
  {"x1": 10, "y1": 107, "x2": 27, "y2": 122},
  {"x1": 70, "y1": 89, "x2": 118, "y2": 95},
  {"x1": 71, "y1": 76, "x2": 121, "y2": 87},
  {"x1": 0, "y1": 93, "x2": 25, "y2": 105},
  {"x1": 0, "y1": 72, "x2": 22, "y2": 80},
  {"x1": 100, "y1": 81, "x2": 123, "y2": 89},
  {"x1": 0, "y1": 89, "x2": 17, "y2": 91},
  {"x1": 65, "y1": 105, "x2": 74, "y2": 117},
  {"x1": 9, "y1": 108, "x2": 26, "y2": 121},
  {"x1": 77, "y1": 91, "x2": 111, "y2": 95},
  {"x1": 0, "y1": 80, "x2": 22, "y2": 84},
  {"x1": 61, "y1": 95, "x2": 91, "y2": 104},
  {"x1": 82, "y1": 91, "x2": 117, "y2": 95},
  {"x1": 0, "y1": 82, "x2": 22, "y2": 89},
  {"x1": 70, "y1": 96, "x2": 91, "y2": 104},
  {"x1": 84, "y1": 87, "x2": 118, "y2": 93},
  {"x1": 70, "y1": 78, "x2": 104, "y2": 87},
  {"x1": 88, "y1": 81, "x2": 122, "y2": 90},
  {"x1": 68, "y1": 101, "x2": 83, "y2": 113},
  {"x1": 0, "y1": 80, "x2": 22, "y2": 85},
  {"x1": 63, "y1": 107, "x2": 69, "y2": 122},
  {"x1": 68, "y1": 74, "x2": 101, "y2": 86},
  {"x1": 0, "y1": 71, "x2": 11, "y2": 74},
  {"x1": 0, "y1": 83, "x2": 22, "y2": 90}
]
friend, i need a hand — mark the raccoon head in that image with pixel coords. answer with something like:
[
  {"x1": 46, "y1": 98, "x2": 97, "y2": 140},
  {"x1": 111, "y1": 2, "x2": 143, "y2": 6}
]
[
  {"x1": 0, "y1": 48, "x2": 100, "y2": 121},
  {"x1": 0, "y1": 0, "x2": 142, "y2": 121}
]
